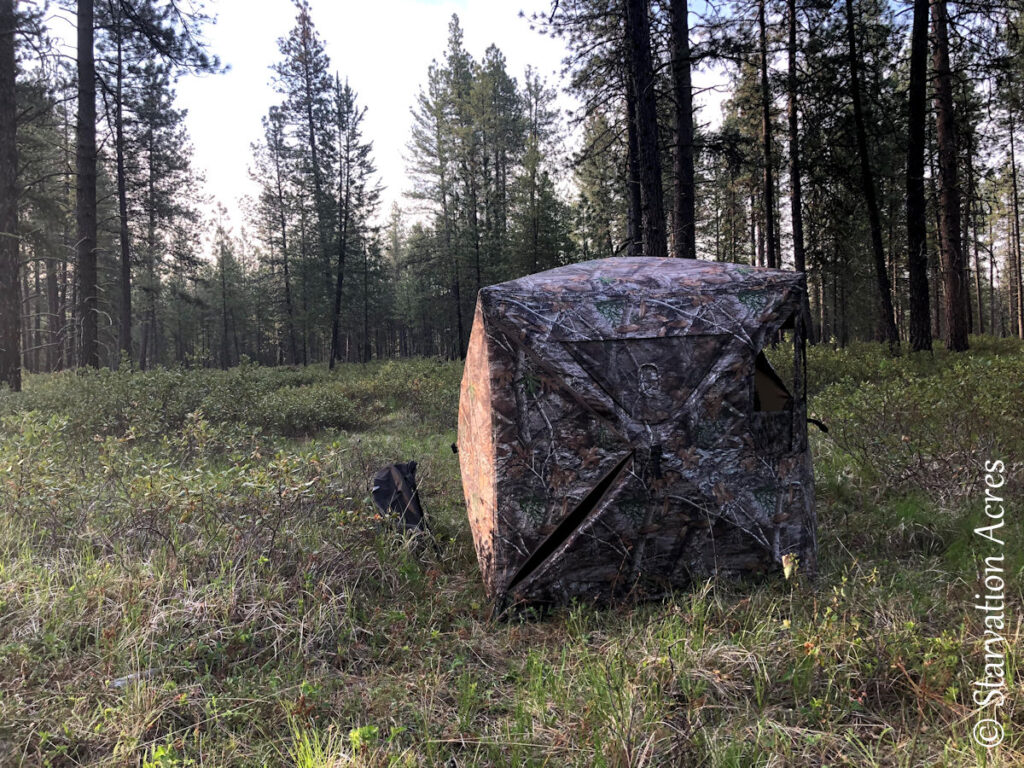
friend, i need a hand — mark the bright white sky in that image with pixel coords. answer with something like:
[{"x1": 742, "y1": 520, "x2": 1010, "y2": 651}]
[{"x1": 174, "y1": 0, "x2": 576, "y2": 228}]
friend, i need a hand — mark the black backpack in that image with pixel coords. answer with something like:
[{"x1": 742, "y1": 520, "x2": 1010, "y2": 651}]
[{"x1": 371, "y1": 461, "x2": 427, "y2": 532}]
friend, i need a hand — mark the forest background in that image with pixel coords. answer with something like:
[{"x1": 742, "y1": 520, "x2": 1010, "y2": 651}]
[{"x1": 1, "y1": 0, "x2": 1023, "y2": 381}]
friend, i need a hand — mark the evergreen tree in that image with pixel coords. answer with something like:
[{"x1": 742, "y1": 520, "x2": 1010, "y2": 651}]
[
  {"x1": 0, "y1": 0, "x2": 19, "y2": 389},
  {"x1": 932, "y1": 0, "x2": 969, "y2": 351},
  {"x1": 844, "y1": 0, "x2": 898, "y2": 350},
  {"x1": 905, "y1": 0, "x2": 932, "y2": 351},
  {"x1": 251, "y1": 107, "x2": 300, "y2": 364},
  {"x1": 329, "y1": 78, "x2": 380, "y2": 368},
  {"x1": 76, "y1": 0, "x2": 99, "y2": 367},
  {"x1": 272, "y1": 0, "x2": 335, "y2": 341}
]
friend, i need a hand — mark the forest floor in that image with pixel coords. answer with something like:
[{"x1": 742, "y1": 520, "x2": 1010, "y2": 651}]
[{"x1": 0, "y1": 339, "x2": 1022, "y2": 767}]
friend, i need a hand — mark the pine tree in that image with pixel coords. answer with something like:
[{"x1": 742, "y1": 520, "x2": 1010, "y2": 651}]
[
  {"x1": 755, "y1": 0, "x2": 779, "y2": 268},
  {"x1": 329, "y1": 78, "x2": 380, "y2": 369},
  {"x1": 408, "y1": 18, "x2": 470, "y2": 357},
  {"x1": 668, "y1": 0, "x2": 696, "y2": 259},
  {"x1": 133, "y1": 63, "x2": 200, "y2": 368},
  {"x1": 844, "y1": 0, "x2": 898, "y2": 350},
  {"x1": 931, "y1": 0, "x2": 969, "y2": 350},
  {"x1": 905, "y1": 0, "x2": 931, "y2": 351},
  {"x1": 76, "y1": 0, "x2": 99, "y2": 367},
  {"x1": 252, "y1": 107, "x2": 300, "y2": 363},
  {"x1": 0, "y1": 0, "x2": 20, "y2": 389},
  {"x1": 624, "y1": 0, "x2": 667, "y2": 258},
  {"x1": 574, "y1": 111, "x2": 624, "y2": 258},
  {"x1": 513, "y1": 67, "x2": 561, "y2": 275},
  {"x1": 273, "y1": 0, "x2": 335, "y2": 340},
  {"x1": 472, "y1": 45, "x2": 524, "y2": 279},
  {"x1": 95, "y1": 0, "x2": 217, "y2": 363}
]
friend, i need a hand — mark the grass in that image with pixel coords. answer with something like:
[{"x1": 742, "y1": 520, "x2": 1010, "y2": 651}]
[{"x1": 0, "y1": 339, "x2": 1022, "y2": 766}]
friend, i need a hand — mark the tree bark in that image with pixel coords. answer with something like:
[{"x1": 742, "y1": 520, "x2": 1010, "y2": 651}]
[
  {"x1": 844, "y1": 0, "x2": 898, "y2": 350},
  {"x1": 362, "y1": 245, "x2": 369, "y2": 362},
  {"x1": 0, "y1": 0, "x2": 20, "y2": 390},
  {"x1": 33, "y1": 260, "x2": 41, "y2": 372},
  {"x1": 750, "y1": 189, "x2": 762, "y2": 267},
  {"x1": 931, "y1": 0, "x2": 969, "y2": 350},
  {"x1": 267, "y1": 116, "x2": 299, "y2": 364},
  {"x1": 329, "y1": 112, "x2": 352, "y2": 370},
  {"x1": 46, "y1": 254, "x2": 61, "y2": 371},
  {"x1": 972, "y1": 195, "x2": 983, "y2": 334},
  {"x1": 786, "y1": 0, "x2": 804, "y2": 274},
  {"x1": 297, "y1": 17, "x2": 331, "y2": 304},
  {"x1": 140, "y1": 122, "x2": 158, "y2": 369},
  {"x1": 20, "y1": 268, "x2": 30, "y2": 373},
  {"x1": 1005, "y1": 210, "x2": 1015, "y2": 338},
  {"x1": 112, "y1": 3, "x2": 132, "y2": 364},
  {"x1": 669, "y1": 0, "x2": 696, "y2": 259},
  {"x1": 988, "y1": 215, "x2": 995, "y2": 334},
  {"x1": 624, "y1": 0, "x2": 667, "y2": 259},
  {"x1": 624, "y1": 74, "x2": 642, "y2": 258},
  {"x1": 906, "y1": 0, "x2": 932, "y2": 351},
  {"x1": 76, "y1": 0, "x2": 99, "y2": 367},
  {"x1": 757, "y1": 0, "x2": 779, "y2": 268},
  {"x1": 1009, "y1": 110, "x2": 1024, "y2": 338},
  {"x1": 785, "y1": 0, "x2": 815, "y2": 342},
  {"x1": 963, "y1": 130, "x2": 975, "y2": 333},
  {"x1": 219, "y1": 246, "x2": 229, "y2": 369},
  {"x1": 436, "y1": 119, "x2": 465, "y2": 357}
]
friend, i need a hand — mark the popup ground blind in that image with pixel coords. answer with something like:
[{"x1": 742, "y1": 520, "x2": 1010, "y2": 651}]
[{"x1": 458, "y1": 257, "x2": 816, "y2": 610}]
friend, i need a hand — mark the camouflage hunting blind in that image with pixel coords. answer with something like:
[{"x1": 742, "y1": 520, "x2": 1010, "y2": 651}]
[{"x1": 458, "y1": 257, "x2": 816, "y2": 610}]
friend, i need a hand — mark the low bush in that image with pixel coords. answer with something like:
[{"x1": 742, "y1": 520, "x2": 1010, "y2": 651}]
[
  {"x1": 805, "y1": 339, "x2": 1024, "y2": 504},
  {"x1": 0, "y1": 357, "x2": 463, "y2": 441}
]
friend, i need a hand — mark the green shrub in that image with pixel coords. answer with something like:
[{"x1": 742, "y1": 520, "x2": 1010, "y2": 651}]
[
  {"x1": 0, "y1": 357, "x2": 463, "y2": 440},
  {"x1": 812, "y1": 350, "x2": 1024, "y2": 503}
]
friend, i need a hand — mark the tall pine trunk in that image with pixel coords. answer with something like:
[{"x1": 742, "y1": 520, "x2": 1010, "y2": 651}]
[
  {"x1": 786, "y1": 0, "x2": 814, "y2": 341},
  {"x1": 669, "y1": 0, "x2": 695, "y2": 259},
  {"x1": 844, "y1": 0, "x2": 898, "y2": 350},
  {"x1": 438, "y1": 146, "x2": 464, "y2": 358},
  {"x1": 219, "y1": 248, "x2": 230, "y2": 369},
  {"x1": 329, "y1": 123, "x2": 352, "y2": 370},
  {"x1": 625, "y1": 75, "x2": 642, "y2": 258},
  {"x1": 1006, "y1": 211, "x2": 1016, "y2": 337},
  {"x1": 624, "y1": 0, "x2": 667, "y2": 259},
  {"x1": 46, "y1": 255, "x2": 62, "y2": 371},
  {"x1": 988, "y1": 216, "x2": 995, "y2": 334},
  {"x1": 76, "y1": 0, "x2": 99, "y2": 367},
  {"x1": 906, "y1": 0, "x2": 931, "y2": 350},
  {"x1": 1009, "y1": 111, "x2": 1024, "y2": 338},
  {"x1": 20, "y1": 269, "x2": 30, "y2": 373},
  {"x1": 757, "y1": 0, "x2": 779, "y2": 268},
  {"x1": 931, "y1": 0, "x2": 969, "y2": 350},
  {"x1": 301, "y1": 53, "x2": 331, "y2": 308},
  {"x1": 113, "y1": 6, "x2": 132, "y2": 364},
  {"x1": 140, "y1": 128, "x2": 158, "y2": 369},
  {"x1": 32, "y1": 261, "x2": 41, "y2": 371},
  {"x1": 269, "y1": 119, "x2": 299, "y2": 364},
  {"x1": 786, "y1": 0, "x2": 804, "y2": 274},
  {"x1": 362, "y1": 246, "x2": 369, "y2": 362},
  {"x1": 963, "y1": 132, "x2": 975, "y2": 333},
  {"x1": 0, "y1": 0, "x2": 19, "y2": 390},
  {"x1": 972, "y1": 195, "x2": 983, "y2": 334}
]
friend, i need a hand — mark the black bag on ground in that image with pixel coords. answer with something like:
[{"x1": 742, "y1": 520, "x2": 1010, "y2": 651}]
[{"x1": 371, "y1": 461, "x2": 427, "y2": 532}]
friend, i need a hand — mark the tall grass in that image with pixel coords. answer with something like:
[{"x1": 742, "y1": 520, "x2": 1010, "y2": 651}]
[{"x1": 0, "y1": 343, "x2": 1021, "y2": 766}]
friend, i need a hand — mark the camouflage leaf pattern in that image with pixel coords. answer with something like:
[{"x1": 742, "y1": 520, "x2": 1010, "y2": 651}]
[{"x1": 457, "y1": 257, "x2": 817, "y2": 610}]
